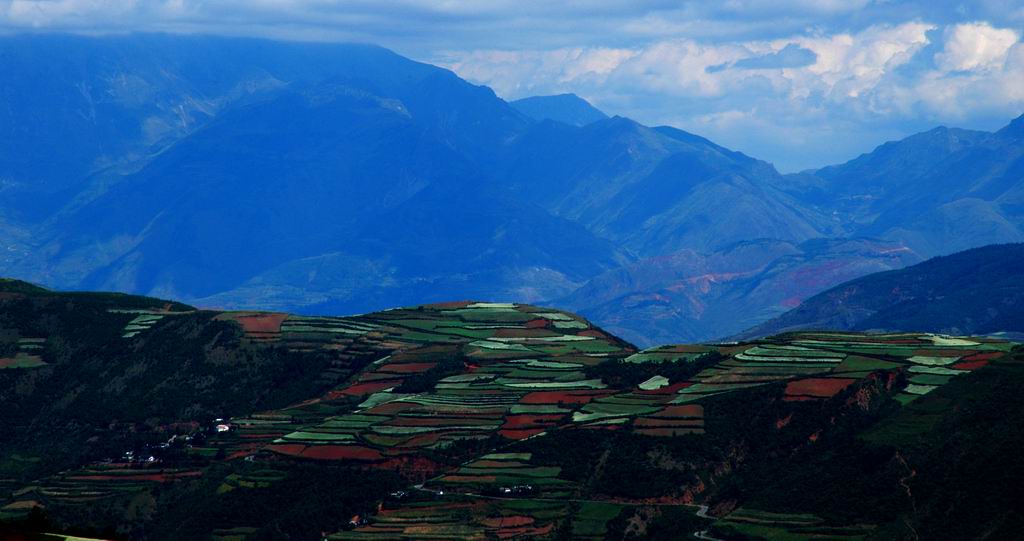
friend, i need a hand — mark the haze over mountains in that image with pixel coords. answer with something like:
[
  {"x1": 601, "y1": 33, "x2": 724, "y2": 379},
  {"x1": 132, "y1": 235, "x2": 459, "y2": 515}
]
[
  {"x1": 738, "y1": 243, "x2": 1024, "y2": 340},
  {"x1": 559, "y1": 238, "x2": 920, "y2": 346},
  {"x1": 2, "y1": 34, "x2": 1023, "y2": 344}
]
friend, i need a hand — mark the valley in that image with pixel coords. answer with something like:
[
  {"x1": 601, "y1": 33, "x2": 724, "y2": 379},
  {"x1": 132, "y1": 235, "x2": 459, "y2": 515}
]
[{"x1": 4, "y1": 35, "x2": 1024, "y2": 346}]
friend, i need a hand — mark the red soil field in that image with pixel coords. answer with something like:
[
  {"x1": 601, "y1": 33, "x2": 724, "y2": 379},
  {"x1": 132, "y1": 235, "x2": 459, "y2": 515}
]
[
  {"x1": 525, "y1": 319, "x2": 549, "y2": 329},
  {"x1": 652, "y1": 404, "x2": 704, "y2": 418},
  {"x1": 952, "y1": 359, "x2": 990, "y2": 371},
  {"x1": 265, "y1": 443, "x2": 305, "y2": 456},
  {"x1": 578, "y1": 329, "x2": 605, "y2": 338},
  {"x1": 502, "y1": 414, "x2": 564, "y2": 429},
  {"x1": 234, "y1": 313, "x2": 287, "y2": 334},
  {"x1": 961, "y1": 351, "x2": 1003, "y2": 362},
  {"x1": 519, "y1": 390, "x2": 614, "y2": 404},
  {"x1": 481, "y1": 515, "x2": 534, "y2": 528},
  {"x1": 426, "y1": 300, "x2": 473, "y2": 309},
  {"x1": 373, "y1": 456, "x2": 445, "y2": 478},
  {"x1": 379, "y1": 362, "x2": 438, "y2": 374},
  {"x1": 498, "y1": 428, "x2": 545, "y2": 440},
  {"x1": 784, "y1": 377, "x2": 856, "y2": 400},
  {"x1": 580, "y1": 423, "x2": 625, "y2": 431},
  {"x1": 334, "y1": 381, "x2": 398, "y2": 397},
  {"x1": 266, "y1": 443, "x2": 384, "y2": 461},
  {"x1": 300, "y1": 445, "x2": 384, "y2": 461},
  {"x1": 395, "y1": 432, "x2": 446, "y2": 448}
]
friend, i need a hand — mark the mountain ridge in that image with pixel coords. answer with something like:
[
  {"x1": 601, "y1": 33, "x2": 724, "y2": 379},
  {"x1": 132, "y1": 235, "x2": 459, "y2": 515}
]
[
  {"x1": 2, "y1": 33, "x2": 1024, "y2": 346},
  {"x1": 560, "y1": 237, "x2": 921, "y2": 346},
  {"x1": 734, "y1": 242, "x2": 1024, "y2": 340},
  {"x1": 510, "y1": 93, "x2": 608, "y2": 126}
]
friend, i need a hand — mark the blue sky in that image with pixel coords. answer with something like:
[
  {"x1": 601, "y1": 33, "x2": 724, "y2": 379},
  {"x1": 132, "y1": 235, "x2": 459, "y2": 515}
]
[{"x1": 3, "y1": 1, "x2": 1024, "y2": 171}]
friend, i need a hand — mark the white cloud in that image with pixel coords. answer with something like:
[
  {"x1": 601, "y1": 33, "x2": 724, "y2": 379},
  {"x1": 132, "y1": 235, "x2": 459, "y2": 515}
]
[
  {"x1": 790, "y1": 22, "x2": 933, "y2": 99},
  {"x1": 935, "y1": 21, "x2": 1019, "y2": 72},
  {"x1": 441, "y1": 22, "x2": 934, "y2": 105},
  {"x1": 439, "y1": 20, "x2": 1024, "y2": 171}
]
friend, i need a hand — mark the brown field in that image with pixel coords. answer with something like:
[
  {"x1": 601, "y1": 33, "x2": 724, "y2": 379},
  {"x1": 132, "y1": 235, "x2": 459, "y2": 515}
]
[{"x1": 784, "y1": 377, "x2": 856, "y2": 400}]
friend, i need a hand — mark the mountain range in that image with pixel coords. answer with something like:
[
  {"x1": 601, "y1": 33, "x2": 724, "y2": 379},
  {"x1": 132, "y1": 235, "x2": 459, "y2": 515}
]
[
  {"x1": 2, "y1": 34, "x2": 1024, "y2": 343},
  {"x1": 737, "y1": 243, "x2": 1024, "y2": 340},
  {"x1": 560, "y1": 238, "x2": 920, "y2": 346}
]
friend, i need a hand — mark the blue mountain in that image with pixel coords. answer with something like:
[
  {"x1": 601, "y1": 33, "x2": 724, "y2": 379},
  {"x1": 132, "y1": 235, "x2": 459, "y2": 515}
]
[
  {"x1": 2, "y1": 33, "x2": 1022, "y2": 343},
  {"x1": 781, "y1": 117, "x2": 1024, "y2": 256},
  {"x1": 511, "y1": 93, "x2": 608, "y2": 126},
  {"x1": 737, "y1": 243, "x2": 1024, "y2": 339},
  {"x1": 0, "y1": 34, "x2": 827, "y2": 318}
]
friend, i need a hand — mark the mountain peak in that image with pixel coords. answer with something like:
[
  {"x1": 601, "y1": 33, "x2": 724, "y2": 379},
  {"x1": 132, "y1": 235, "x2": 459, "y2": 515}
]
[
  {"x1": 997, "y1": 112, "x2": 1024, "y2": 139},
  {"x1": 510, "y1": 93, "x2": 608, "y2": 126}
]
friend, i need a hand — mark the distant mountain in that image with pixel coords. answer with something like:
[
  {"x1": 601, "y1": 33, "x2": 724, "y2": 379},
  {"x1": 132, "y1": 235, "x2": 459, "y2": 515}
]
[
  {"x1": 782, "y1": 116, "x2": 1024, "y2": 257},
  {"x1": 510, "y1": 93, "x2": 608, "y2": 126},
  {"x1": 22, "y1": 81, "x2": 624, "y2": 301},
  {"x1": 8, "y1": 34, "x2": 1023, "y2": 344},
  {"x1": 0, "y1": 35, "x2": 630, "y2": 304},
  {"x1": 0, "y1": 33, "x2": 832, "y2": 323},
  {"x1": 559, "y1": 238, "x2": 920, "y2": 346},
  {"x1": 496, "y1": 119, "x2": 832, "y2": 255},
  {"x1": 736, "y1": 243, "x2": 1024, "y2": 339}
]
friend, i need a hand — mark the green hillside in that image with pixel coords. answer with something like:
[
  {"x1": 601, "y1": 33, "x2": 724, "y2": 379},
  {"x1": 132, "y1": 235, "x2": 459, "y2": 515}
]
[{"x1": 0, "y1": 280, "x2": 1020, "y2": 540}]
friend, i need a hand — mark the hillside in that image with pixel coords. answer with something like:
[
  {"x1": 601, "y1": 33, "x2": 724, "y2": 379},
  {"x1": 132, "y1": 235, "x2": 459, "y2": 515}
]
[
  {"x1": 736, "y1": 243, "x2": 1024, "y2": 340},
  {"x1": 1, "y1": 280, "x2": 1022, "y2": 540},
  {"x1": 560, "y1": 238, "x2": 920, "y2": 346}
]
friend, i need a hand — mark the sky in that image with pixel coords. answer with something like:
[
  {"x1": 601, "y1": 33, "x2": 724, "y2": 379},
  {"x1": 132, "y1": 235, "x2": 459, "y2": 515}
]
[{"x1": 3, "y1": 1, "x2": 1024, "y2": 171}]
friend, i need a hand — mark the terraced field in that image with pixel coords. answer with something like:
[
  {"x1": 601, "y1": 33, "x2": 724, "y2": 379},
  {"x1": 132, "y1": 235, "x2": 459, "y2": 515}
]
[
  {"x1": 23, "y1": 464, "x2": 204, "y2": 507},
  {"x1": 0, "y1": 337, "x2": 47, "y2": 369},
  {"x1": 330, "y1": 498, "x2": 568, "y2": 540},
  {"x1": 710, "y1": 508, "x2": 875, "y2": 540},
  {"x1": 0, "y1": 284, "x2": 1019, "y2": 540}
]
